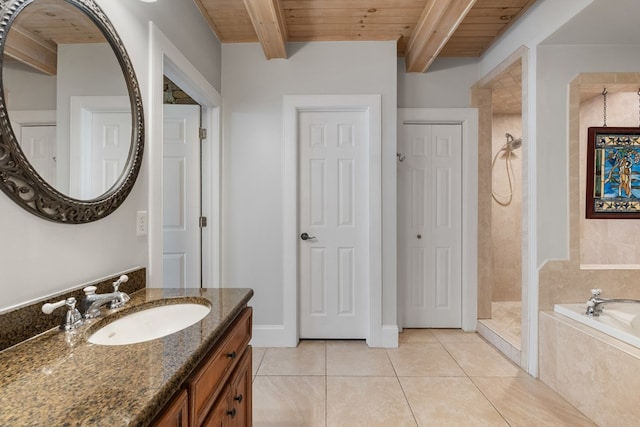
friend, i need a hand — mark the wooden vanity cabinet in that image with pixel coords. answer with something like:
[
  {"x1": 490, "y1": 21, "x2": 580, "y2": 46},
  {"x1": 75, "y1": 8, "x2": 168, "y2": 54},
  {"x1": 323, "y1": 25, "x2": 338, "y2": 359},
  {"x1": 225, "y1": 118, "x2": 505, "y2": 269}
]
[{"x1": 152, "y1": 307, "x2": 252, "y2": 427}]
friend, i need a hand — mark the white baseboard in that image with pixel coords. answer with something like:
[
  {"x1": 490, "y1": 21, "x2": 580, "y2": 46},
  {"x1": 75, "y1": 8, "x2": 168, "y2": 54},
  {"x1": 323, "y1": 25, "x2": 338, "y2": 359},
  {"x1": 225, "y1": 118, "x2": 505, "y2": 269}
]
[
  {"x1": 252, "y1": 324, "x2": 398, "y2": 348},
  {"x1": 381, "y1": 324, "x2": 399, "y2": 348},
  {"x1": 250, "y1": 325, "x2": 297, "y2": 347}
]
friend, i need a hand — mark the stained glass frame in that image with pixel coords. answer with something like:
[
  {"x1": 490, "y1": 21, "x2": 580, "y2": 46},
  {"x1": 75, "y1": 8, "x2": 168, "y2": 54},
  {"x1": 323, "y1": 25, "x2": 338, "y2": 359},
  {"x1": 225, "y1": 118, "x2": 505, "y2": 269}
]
[{"x1": 586, "y1": 127, "x2": 640, "y2": 219}]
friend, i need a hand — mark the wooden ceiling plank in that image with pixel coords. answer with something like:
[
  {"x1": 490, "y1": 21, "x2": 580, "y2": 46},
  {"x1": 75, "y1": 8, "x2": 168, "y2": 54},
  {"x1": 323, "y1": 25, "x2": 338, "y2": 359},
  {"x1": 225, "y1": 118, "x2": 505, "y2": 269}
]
[
  {"x1": 465, "y1": 7, "x2": 521, "y2": 18},
  {"x1": 285, "y1": 8, "x2": 426, "y2": 18},
  {"x1": 282, "y1": 0, "x2": 427, "y2": 8},
  {"x1": 456, "y1": 22, "x2": 505, "y2": 31},
  {"x1": 194, "y1": 0, "x2": 229, "y2": 41},
  {"x1": 243, "y1": 0, "x2": 288, "y2": 59},
  {"x1": 288, "y1": 34, "x2": 403, "y2": 42},
  {"x1": 405, "y1": 0, "x2": 477, "y2": 72},
  {"x1": 5, "y1": 24, "x2": 57, "y2": 75},
  {"x1": 196, "y1": 0, "x2": 537, "y2": 62},
  {"x1": 472, "y1": 0, "x2": 530, "y2": 7},
  {"x1": 287, "y1": 16, "x2": 420, "y2": 25},
  {"x1": 287, "y1": 23, "x2": 415, "y2": 32}
]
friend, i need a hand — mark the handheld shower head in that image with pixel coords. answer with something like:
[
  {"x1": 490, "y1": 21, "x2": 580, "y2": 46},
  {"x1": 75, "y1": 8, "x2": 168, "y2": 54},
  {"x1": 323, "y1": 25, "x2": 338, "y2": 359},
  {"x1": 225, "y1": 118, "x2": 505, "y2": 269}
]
[{"x1": 505, "y1": 133, "x2": 522, "y2": 151}]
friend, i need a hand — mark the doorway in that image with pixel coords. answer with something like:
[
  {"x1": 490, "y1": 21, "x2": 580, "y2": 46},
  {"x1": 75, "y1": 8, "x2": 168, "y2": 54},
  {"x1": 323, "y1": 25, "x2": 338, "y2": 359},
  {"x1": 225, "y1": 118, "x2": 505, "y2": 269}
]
[
  {"x1": 297, "y1": 108, "x2": 369, "y2": 339},
  {"x1": 162, "y1": 100, "x2": 201, "y2": 288},
  {"x1": 396, "y1": 108, "x2": 478, "y2": 334},
  {"x1": 398, "y1": 123, "x2": 463, "y2": 328},
  {"x1": 282, "y1": 94, "x2": 382, "y2": 347},
  {"x1": 472, "y1": 48, "x2": 529, "y2": 371},
  {"x1": 149, "y1": 24, "x2": 222, "y2": 289},
  {"x1": 69, "y1": 96, "x2": 131, "y2": 199}
]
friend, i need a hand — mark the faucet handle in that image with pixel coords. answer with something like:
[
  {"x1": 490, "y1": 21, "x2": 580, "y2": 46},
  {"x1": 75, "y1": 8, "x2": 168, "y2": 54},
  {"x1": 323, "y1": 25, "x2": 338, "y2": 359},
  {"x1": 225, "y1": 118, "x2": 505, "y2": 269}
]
[
  {"x1": 42, "y1": 297, "x2": 82, "y2": 330},
  {"x1": 83, "y1": 285, "x2": 97, "y2": 296},
  {"x1": 42, "y1": 298, "x2": 68, "y2": 315},
  {"x1": 590, "y1": 289, "x2": 602, "y2": 297},
  {"x1": 112, "y1": 274, "x2": 129, "y2": 292}
]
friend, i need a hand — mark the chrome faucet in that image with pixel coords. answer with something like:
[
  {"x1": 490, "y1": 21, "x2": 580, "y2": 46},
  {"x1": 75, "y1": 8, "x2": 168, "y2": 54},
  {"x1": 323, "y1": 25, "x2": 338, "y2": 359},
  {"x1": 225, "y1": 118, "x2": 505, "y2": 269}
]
[
  {"x1": 586, "y1": 288, "x2": 640, "y2": 317},
  {"x1": 81, "y1": 275, "x2": 130, "y2": 319}
]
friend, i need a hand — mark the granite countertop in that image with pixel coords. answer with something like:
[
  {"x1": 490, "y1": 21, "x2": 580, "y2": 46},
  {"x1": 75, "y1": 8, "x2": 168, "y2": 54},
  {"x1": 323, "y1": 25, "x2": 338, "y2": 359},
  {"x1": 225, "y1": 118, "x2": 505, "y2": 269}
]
[{"x1": 0, "y1": 287, "x2": 253, "y2": 427}]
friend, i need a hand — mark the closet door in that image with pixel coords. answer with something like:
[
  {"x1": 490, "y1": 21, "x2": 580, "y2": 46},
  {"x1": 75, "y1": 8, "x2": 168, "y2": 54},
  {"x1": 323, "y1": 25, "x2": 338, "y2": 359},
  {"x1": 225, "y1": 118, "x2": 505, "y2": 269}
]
[{"x1": 399, "y1": 123, "x2": 462, "y2": 328}]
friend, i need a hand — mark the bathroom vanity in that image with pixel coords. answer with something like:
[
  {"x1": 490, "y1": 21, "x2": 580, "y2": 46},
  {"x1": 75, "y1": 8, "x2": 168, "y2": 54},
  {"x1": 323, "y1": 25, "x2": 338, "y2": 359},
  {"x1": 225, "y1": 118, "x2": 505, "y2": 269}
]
[
  {"x1": 0, "y1": 287, "x2": 253, "y2": 426},
  {"x1": 153, "y1": 304, "x2": 252, "y2": 426}
]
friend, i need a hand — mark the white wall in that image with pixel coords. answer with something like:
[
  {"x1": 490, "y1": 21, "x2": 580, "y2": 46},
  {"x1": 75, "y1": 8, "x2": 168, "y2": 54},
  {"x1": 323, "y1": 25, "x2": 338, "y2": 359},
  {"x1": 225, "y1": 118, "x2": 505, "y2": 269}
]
[
  {"x1": 537, "y1": 45, "x2": 640, "y2": 263},
  {"x1": 478, "y1": 0, "x2": 594, "y2": 78},
  {"x1": 99, "y1": 0, "x2": 222, "y2": 92},
  {"x1": 221, "y1": 41, "x2": 397, "y2": 328},
  {"x1": 397, "y1": 57, "x2": 478, "y2": 108},
  {"x1": 3, "y1": 62, "x2": 56, "y2": 110},
  {"x1": 0, "y1": 0, "x2": 220, "y2": 312},
  {"x1": 55, "y1": 43, "x2": 128, "y2": 194}
]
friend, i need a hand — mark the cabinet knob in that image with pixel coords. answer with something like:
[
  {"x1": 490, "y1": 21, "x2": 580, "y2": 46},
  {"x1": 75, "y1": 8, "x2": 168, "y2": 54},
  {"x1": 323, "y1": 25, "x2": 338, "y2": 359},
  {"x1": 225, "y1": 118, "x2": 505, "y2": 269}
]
[
  {"x1": 226, "y1": 408, "x2": 237, "y2": 418},
  {"x1": 234, "y1": 394, "x2": 243, "y2": 403},
  {"x1": 226, "y1": 351, "x2": 237, "y2": 359}
]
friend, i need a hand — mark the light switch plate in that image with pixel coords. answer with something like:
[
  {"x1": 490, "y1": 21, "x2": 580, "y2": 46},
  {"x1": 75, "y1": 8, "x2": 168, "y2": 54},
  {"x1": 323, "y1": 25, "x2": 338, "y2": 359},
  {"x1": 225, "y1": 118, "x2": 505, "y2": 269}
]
[{"x1": 136, "y1": 211, "x2": 147, "y2": 236}]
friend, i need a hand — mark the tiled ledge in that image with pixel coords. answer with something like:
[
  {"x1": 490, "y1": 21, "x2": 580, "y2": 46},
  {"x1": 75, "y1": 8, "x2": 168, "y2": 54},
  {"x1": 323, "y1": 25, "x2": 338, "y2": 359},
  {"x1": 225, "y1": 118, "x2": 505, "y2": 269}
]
[{"x1": 0, "y1": 267, "x2": 145, "y2": 351}]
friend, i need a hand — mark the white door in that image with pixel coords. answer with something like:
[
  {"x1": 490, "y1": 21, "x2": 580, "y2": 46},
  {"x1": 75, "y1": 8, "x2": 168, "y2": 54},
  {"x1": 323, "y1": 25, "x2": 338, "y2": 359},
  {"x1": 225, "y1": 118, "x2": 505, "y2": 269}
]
[
  {"x1": 298, "y1": 110, "x2": 368, "y2": 339},
  {"x1": 399, "y1": 123, "x2": 462, "y2": 328},
  {"x1": 163, "y1": 104, "x2": 201, "y2": 288},
  {"x1": 89, "y1": 111, "x2": 131, "y2": 197},
  {"x1": 19, "y1": 125, "x2": 56, "y2": 186}
]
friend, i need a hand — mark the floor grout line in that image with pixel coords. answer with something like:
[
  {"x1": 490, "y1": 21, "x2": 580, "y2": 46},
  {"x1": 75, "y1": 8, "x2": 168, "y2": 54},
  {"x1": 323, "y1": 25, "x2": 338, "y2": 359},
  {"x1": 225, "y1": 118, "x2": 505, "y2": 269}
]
[{"x1": 468, "y1": 376, "x2": 513, "y2": 426}]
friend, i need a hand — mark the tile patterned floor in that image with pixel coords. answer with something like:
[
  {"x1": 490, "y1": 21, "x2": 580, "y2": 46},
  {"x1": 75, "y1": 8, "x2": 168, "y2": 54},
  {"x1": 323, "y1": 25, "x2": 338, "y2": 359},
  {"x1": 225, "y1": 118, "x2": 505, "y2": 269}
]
[{"x1": 252, "y1": 329, "x2": 596, "y2": 427}]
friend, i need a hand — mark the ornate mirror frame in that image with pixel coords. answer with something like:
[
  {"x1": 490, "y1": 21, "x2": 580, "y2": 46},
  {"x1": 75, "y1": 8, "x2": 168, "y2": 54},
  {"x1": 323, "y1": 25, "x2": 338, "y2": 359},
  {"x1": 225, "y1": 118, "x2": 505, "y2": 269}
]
[{"x1": 0, "y1": 0, "x2": 144, "y2": 223}]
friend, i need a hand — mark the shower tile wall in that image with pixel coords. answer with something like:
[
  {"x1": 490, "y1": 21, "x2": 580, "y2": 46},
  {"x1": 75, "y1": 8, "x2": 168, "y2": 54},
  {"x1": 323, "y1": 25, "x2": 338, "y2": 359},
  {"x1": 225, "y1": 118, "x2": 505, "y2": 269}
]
[{"x1": 492, "y1": 114, "x2": 522, "y2": 301}]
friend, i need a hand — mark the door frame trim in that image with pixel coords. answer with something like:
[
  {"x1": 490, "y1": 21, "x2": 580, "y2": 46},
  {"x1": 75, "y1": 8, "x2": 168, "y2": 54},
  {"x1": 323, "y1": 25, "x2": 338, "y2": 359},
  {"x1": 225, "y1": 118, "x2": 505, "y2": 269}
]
[
  {"x1": 283, "y1": 94, "x2": 382, "y2": 347},
  {"x1": 149, "y1": 24, "x2": 222, "y2": 288},
  {"x1": 397, "y1": 108, "x2": 478, "y2": 332},
  {"x1": 69, "y1": 96, "x2": 129, "y2": 199}
]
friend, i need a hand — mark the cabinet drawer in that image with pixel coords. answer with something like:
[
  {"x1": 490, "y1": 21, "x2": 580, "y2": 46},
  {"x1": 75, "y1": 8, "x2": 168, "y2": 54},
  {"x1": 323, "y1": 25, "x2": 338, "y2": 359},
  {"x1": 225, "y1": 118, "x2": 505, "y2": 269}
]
[{"x1": 189, "y1": 307, "x2": 252, "y2": 426}]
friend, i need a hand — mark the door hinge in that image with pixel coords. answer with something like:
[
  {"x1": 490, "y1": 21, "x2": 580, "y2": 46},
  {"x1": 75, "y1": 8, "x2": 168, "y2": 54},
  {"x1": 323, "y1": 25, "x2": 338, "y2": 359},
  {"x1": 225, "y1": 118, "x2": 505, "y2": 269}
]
[
  {"x1": 199, "y1": 128, "x2": 207, "y2": 140},
  {"x1": 199, "y1": 216, "x2": 208, "y2": 228}
]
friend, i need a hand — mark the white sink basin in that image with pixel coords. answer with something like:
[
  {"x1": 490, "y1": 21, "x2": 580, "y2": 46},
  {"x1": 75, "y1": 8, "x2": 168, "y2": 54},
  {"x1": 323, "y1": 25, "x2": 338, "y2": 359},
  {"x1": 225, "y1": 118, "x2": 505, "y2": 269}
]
[{"x1": 88, "y1": 302, "x2": 211, "y2": 346}]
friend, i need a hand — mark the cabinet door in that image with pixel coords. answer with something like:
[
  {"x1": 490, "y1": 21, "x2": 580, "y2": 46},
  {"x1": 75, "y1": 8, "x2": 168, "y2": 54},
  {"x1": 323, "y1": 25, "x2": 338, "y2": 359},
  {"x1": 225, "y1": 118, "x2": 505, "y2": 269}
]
[
  {"x1": 201, "y1": 391, "x2": 230, "y2": 427},
  {"x1": 228, "y1": 347, "x2": 252, "y2": 427},
  {"x1": 152, "y1": 389, "x2": 189, "y2": 427}
]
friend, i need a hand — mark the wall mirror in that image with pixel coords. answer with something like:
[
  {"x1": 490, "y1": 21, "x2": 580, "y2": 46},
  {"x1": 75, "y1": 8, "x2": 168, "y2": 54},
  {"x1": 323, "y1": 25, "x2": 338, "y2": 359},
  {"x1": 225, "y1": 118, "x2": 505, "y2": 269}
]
[{"x1": 0, "y1": 0, "x2": 144, "y2": 223}]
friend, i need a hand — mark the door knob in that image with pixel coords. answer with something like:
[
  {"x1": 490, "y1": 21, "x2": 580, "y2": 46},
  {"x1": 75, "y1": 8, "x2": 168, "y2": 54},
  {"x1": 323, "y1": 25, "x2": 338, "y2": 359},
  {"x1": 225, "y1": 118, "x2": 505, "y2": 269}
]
[{"x1": 300, "y1": 232, "x2": 316, "y2": 241}]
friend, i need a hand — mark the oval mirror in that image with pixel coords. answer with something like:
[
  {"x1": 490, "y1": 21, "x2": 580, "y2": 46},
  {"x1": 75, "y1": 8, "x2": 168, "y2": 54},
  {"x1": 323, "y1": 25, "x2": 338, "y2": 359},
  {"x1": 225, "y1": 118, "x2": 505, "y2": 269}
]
[{"x1": 0, "y1": 0, "x2": 144, "y2": 223}]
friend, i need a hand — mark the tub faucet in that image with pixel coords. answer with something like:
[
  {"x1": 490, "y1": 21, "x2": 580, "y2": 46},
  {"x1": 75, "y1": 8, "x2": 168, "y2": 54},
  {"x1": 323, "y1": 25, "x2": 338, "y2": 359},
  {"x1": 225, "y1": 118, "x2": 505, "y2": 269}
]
[
  {"x1": 586, "y1": 288, "x2": 640, "y2": 316},
  {"x1": 81, "y1": 275, "x2": 130, "y2": 319}
]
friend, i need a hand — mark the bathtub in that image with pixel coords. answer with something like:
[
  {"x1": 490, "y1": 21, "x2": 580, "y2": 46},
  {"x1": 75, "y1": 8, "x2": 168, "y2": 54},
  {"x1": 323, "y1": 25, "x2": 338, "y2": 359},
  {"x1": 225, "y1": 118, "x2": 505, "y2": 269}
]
[
  {"x1": 541, "y1": 304, "x2": 640, "y2": 425},
  {"x1": 554, "y1": 302, "x2": 640, "y2": 349}
]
